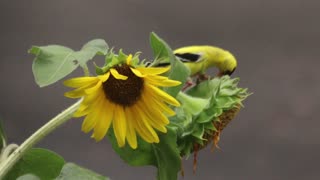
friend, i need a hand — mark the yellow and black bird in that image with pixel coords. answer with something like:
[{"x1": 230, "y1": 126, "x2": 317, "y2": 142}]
[
  {"x1": 174, "y1": 45, "x2": 237, "y2": 77},
  {"x1": 153, "y1": 45, "x2": 237, "y2": 77}
]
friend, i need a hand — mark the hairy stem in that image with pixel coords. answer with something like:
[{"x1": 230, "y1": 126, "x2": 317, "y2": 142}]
[{"x1": 0, "y1": 99, "x2": 82, "y2": 179}]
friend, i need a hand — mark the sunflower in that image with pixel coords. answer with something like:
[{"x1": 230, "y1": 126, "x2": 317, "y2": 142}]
[{"x1": 64, "y1": 52, "x2": 181, "y2": 149}]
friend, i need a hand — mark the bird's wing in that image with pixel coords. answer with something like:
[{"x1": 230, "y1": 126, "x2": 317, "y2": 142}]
[{"x1": 174, "y1": 52, "x2": 204, "y2": 63}]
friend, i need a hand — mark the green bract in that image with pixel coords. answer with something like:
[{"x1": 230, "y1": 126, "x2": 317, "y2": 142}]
[
  {"x1": 95, "y1": 49, "x2": 142, "y2": 75},
  {"x1": 170, "y1": 76, "x2": 250, "y2": 157}
]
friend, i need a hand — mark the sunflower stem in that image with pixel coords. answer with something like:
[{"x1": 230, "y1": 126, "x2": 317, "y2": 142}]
[
  {"x1": 82, "y1": 64, "x2": 90, "y2": 76},
  {"x1": 0, "y1": 99, "x2": 82, "y2": 179}
]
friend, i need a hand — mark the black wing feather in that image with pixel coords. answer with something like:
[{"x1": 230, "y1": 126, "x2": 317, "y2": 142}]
[{"x1": 175, "y1": 53, "x2": 201, "y2": 62}]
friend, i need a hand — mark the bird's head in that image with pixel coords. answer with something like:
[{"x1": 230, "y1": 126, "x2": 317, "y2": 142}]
[{"x1": 219, "y1": 55, "x2": 237, "y2": 76}]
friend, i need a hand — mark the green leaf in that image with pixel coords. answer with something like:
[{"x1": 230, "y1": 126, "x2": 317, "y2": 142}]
[
  {"x1": 30, "y1": 45, "x2": 77, "y2": 87},
  {"x1": 153, "y1": 129, "x2": 181, "y2": 180},
  {"x1": 150, "y1": 33, "x2": 170, "y2": 62},
  {"x1": 149, "y1": 32, "x2": 190, "y2": 97},
  {"x1": 17, "y1": 174, "x2": 40, "y2": 180},
  {"x1": 108, "y1": 128, "x2": 181, "y2": 180},
  {"x1": 56, "y1": 163, "x2": 109, "y2": 180},
  {"x1": 4, "y1": 148, "x2": 65, "y2": 180},
  {"x1": 74, "y1": 39, "x2": 108, "y2": 67},
  {"x1": 0, "y1": 118, "x2": 6, "y2": 150},
  {"x1": 29, "y1": 39, "x2": 108, "y2": 87}
]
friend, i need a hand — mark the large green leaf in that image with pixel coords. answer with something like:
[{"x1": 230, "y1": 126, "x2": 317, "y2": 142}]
[
  {"x1": 74, "y1": 39, "x2": 109, "y2": 67},
  {"x1": 108, "y1": 128, "x2": 181, "y2": 180},
  {"x1": 29, "y1": 39, "x2": 108, "y2": 87},
  {"x1": 4, "y1": 148, "x2": 65, "y2": 180},
  {"x1": 56, "y1": 163, "x2": 109, "y2": 180},
  {"x1": 149, "y1": 32, "x2": 190, "y2": 97},
  {"x1": 17, "y1": 174, "x2": 40, "y2": 180}
]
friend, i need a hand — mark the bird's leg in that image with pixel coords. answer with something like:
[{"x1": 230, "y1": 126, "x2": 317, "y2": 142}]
[
  {"x1": 182, "y1": 77, "x2": 194, "y2": 91},
  {"x1": 217, "y1": 71, "x2": 224, "y2": 77},
  {"x1": 196, "y1": 73, "x2": 210, "y2": 84}
]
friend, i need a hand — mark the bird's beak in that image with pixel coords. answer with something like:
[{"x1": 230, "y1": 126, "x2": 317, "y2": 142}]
[{"x1": 219, "y1": 68, "x2": 236, "y2": 77}]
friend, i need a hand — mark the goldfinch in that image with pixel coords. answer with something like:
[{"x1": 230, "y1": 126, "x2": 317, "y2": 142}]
[{"x1": 154, "y1": 45, "x2": 237, "y2": 77}]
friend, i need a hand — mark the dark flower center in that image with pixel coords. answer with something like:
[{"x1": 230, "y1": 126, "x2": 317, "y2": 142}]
[{"x1": 102, "y1": 64, "x2": 144, "y2": 107}]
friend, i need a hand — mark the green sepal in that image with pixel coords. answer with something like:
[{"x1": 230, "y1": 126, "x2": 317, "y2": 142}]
[
  {"x1": 94, "y1": 62, "x2": 105, "y2": 75},
  {"x1": 117, "y1": 49, "x2": 127, "y2": 62},
  {"x1": 191, "y1": 124, "x2": 205, "y2": 140},
  {"x1": 100, "y1": 50, "x2": 123, "y2": 73},
  {"x1": 96, "y1": 50, "x2": 142, "y2": 75},
  {"x1": 204, "y1": 121, "x2": 217, "y2": 131},
  {"x1": 195, "y1": 109, "x2": 217, "y2": 124}
]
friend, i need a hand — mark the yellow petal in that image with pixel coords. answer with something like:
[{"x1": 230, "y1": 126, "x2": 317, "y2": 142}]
[
  {"x1": 82, "y1": 89, "x2": 102, "y2": 105},
  {"x1": 135, "y1": 106, "x2": 159, "y2": 143},
  {"x1": 145, "y1": 76, "x2": 181, "y2": 87},
  {"x1": 126, "y1": 54, "x2": 133, "y2": 65},
  {"x1": 85, "y1": 81, "x2": 102, "y2": 94},
  {"x1": 73, "y1": 104, "x2": 89, "y2": 117},
  {"x1": 130, "y1": 106, "x2": 154, "y2": 143},
  {"x1": 152, "y1": 99, "x2": 176, "y2": 116},
  {"x1": 125, "y1": 108, "x2": 138, "y2": 149},
  {"x1": 136, "y1": 102, "x2": 167, "y2": 133},
  {"x1": 144, "y1": 88, "x2": 176, "y2": 116},
  {"x1": 130, "y1": 68, "x2": 145, "y2": 77},
  {"x1": 113, "y1": 105, "x2": 127, "y2": 147},
  {"x1": 81, "y1": 113, "x2": 96, "y2": 133},
  {"x1": 97, "y1": 72, "x2": 110, "y2": 82},
  {"x1": 64, "y1": 89, "x2": 86, "y2": 98},
  {"x1": 136, "y1": 66, "x2": 170, "y2": 75},
  {"x1": 110, "y1": 68, "x2": 128, "y2": 80},
  {"x1": 92, "y1": 99, "x2": 114, "y2": 141},
  {"x1": 64, "y1": 77, "x2": 98, "y2": 88},
  {"x1": 81, "y1": 93, "x2": 104, "y2": 133},
  {"x1": 146, "y1": 84, "x2": 181, "y2": 107},
  {"x1": 65, "y1": 79, "x2": 101, "y2": 98},
  {"x1": 141, "y1": 95, "x2": 170, "y2": 124}
]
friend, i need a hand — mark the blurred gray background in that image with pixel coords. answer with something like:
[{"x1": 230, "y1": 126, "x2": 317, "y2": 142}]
[{"x1": 1, "y1": 0, "x2": 319, "y2": 179}]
